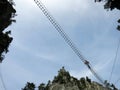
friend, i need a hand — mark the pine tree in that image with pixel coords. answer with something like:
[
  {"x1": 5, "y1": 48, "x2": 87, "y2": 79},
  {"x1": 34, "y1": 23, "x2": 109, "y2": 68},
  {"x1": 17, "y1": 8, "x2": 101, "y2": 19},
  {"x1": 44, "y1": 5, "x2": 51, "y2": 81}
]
[{"x1": 22, "y1": 82, "x2": 36, "y2": 90}]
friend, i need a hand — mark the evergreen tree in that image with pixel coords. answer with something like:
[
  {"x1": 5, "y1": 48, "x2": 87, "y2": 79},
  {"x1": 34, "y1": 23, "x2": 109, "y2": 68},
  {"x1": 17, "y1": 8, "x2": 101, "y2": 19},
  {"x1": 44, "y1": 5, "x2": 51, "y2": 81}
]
[
  {"x1": 38, "y1": 83, "x2": 45, "y2": 90},
  {"x1": 94, "y1": 0, "x2": 120, "y2": 31},
  {"x1": 22, "y1": 82, "x2": 36, "y2": 90},
  {"x1": 0, "y1": 0, "x2": 16, "y2": 62}
]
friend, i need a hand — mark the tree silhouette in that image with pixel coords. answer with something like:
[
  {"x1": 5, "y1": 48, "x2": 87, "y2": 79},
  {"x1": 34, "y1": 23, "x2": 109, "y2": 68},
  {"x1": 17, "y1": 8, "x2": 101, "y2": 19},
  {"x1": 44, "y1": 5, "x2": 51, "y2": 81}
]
[
  {"x1": 22, "y1": 82, "x2": 36, "y2": 90},
  {"x1": 94, "y1": 0, "x2": 120, "y2": 31},
  {"x1": 0, "y1": 0, "x2": 16, "y2": 62},
  {"x1": 38, "y1": 83, "x2": 46, "y2": 90}
]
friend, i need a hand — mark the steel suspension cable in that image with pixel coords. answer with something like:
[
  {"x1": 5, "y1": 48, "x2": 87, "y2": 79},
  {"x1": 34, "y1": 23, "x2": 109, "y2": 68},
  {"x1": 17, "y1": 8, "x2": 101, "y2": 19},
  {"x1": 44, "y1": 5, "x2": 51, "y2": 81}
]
[
  {"x1": 34, "y1": 0, "x2": 86, "y2": 63},
  {"x1": 115, "y1": 78, "x2": 120, "y2": 85},
  {"x1": 34, "y1": 0, "x2": 105, "y2": 85},
  {"x1": 88, "y1": 63, "x2": 105, "y2": 84},
  {"x1": 109, "y1": 38, "x2": 120, "y2": 83},
  {"x1": 0, "y1": 64, "x2": 7, "y2": 90}
]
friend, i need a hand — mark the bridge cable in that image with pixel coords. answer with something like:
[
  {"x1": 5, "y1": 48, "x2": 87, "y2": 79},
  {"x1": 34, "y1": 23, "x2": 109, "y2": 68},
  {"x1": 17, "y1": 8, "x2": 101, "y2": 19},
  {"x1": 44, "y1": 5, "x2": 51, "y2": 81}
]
[
  {"x1": 109, "y1": 38, "x2": 120, "y2": 83},
  {"x1": 0, "y1": 64, "x2": 7, "y2": 90},
  {"x1": 34, "y1": 0, "x2": 105, "y2": 85},
  {"x1": 115, "y1": 77, "x2": 120, "y2": 85}
]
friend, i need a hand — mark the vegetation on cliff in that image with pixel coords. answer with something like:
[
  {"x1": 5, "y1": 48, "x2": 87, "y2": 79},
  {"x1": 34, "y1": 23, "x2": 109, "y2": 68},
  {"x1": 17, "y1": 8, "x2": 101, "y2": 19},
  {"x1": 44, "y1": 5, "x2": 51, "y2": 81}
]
[{"x1": 22, "y1": 67, "x2": 118, "y2": 90}]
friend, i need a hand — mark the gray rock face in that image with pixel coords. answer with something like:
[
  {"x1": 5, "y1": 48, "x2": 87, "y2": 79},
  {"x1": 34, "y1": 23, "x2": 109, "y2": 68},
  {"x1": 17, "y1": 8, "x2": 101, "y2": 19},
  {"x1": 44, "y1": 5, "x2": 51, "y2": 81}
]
[
  {"x1": 23, "y1": 67, "x2": 118, "y2": 90},
  {"x1": 41, "y1": 67, "x2": 117, "y2": 90},
  {"x1": 50, "y1": 84, "x2": 79, "y2": 90},
  {"x1": 49, "y1": 81, "x2": 110, "y2": 90}
]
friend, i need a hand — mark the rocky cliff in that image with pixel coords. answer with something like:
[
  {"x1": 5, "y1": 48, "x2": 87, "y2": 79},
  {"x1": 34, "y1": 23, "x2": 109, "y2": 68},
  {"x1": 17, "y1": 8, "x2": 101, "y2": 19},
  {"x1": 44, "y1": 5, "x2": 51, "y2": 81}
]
[{"x1": 38, "y1": 67, "x2": 118, "y2": 90}]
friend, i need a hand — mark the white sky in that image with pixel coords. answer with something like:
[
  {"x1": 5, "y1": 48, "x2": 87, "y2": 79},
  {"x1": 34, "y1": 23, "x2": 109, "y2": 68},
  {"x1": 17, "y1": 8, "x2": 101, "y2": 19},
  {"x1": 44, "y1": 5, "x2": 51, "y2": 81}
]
[{"x1": 0, "y1": 0, "x2": 120, "y2": 89}]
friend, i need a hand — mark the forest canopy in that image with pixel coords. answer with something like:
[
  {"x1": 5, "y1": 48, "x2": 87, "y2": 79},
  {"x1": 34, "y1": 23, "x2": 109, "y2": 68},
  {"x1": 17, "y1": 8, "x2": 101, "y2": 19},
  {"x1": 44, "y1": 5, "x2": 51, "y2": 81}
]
[{"x1": 0, "y1": 0, "x2": 16, "y2": 62}]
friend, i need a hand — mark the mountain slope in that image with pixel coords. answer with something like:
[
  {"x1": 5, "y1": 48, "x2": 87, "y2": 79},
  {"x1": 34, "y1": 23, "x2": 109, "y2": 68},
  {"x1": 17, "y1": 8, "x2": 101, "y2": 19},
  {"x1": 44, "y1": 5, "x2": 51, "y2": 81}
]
[{"x1": 23, "y1": 67, "x2": 118, "y2": 90}]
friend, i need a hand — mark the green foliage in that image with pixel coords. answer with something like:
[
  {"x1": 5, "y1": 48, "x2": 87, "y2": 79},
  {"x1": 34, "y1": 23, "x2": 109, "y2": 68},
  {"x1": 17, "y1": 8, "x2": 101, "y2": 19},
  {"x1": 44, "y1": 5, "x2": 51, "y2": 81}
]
[
  {"x1": 80, "y1": 77, "x2": 87, "y2": 89},
  {"x1": 0, "y1": 0, "x2": 16, "y2": 31},
  {"x1": 0, "y1": 0, "x2": 16, "y2": 62},
  {"x1": 95, "y1": 0, "x2": 120, "y2": 31},
  {"x1": 22, "y1": 67, "x2": 118, "y2": 90},
  {"x1": 95, "y1": 0, "x2": 120, "y2": 10},
  {"x1": 52, "y1": 67, "x2": 71, "y2": 84},
  {"x1": 0, "y1": 31, "x2": 13, "y2": 62},
  {"x1": 38, "y1": 83, "x2": 45, "y2": 90},
  {"x1": 117, "y1": 19, "x2": 120, "y2": 31},
  {"x1": 22, "y1": 82, "x2": 36, "y2": 90}
]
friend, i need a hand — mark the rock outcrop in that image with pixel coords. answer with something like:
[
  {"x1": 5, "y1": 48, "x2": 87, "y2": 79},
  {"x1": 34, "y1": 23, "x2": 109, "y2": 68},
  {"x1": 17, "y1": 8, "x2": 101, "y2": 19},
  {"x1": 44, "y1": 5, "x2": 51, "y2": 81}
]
[{"x1": 38, "y1": 67, "x2": 118, "y2": 90}]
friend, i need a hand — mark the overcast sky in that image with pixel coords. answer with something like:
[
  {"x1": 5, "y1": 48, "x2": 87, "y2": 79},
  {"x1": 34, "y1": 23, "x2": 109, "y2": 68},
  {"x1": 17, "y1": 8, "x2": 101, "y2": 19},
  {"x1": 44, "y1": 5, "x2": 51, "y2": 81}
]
[{"x1": 0, "y1": 0, "x2": 120, "y2": 90}]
